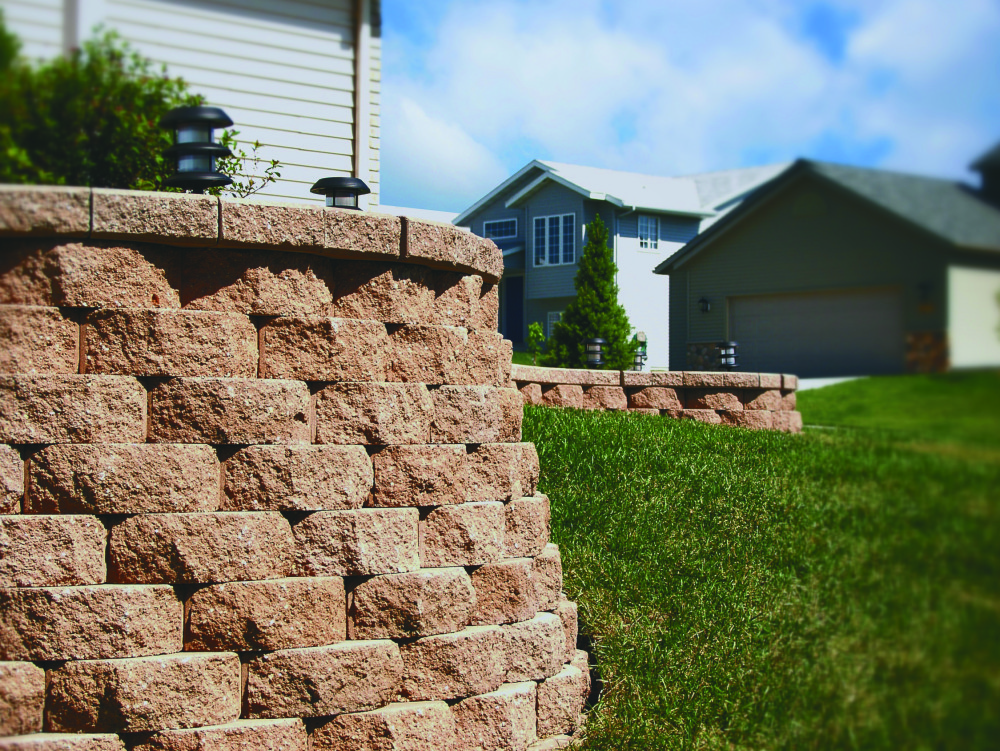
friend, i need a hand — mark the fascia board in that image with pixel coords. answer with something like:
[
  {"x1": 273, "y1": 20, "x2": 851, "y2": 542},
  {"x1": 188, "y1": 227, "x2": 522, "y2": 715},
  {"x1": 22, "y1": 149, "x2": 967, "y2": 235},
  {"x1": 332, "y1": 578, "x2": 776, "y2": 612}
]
[
  {"x1": 453, "y1": 160, "x2": 550, "y2": 225},
  {"x1": 505, "y1": 172, "x2": 599, "y2": 207}
]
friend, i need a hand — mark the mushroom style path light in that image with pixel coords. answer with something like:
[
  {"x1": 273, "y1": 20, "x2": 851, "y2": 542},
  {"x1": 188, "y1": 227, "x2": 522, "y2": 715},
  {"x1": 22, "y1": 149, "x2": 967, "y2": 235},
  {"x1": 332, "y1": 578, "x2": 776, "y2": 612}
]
[
  {"x1": 311, "y1": 176, "x2": 371, "y2": 210},
  {"x1": 718, "y1": 341, "x2": 739, "y2": 370},
  {"x1": 585, "y1": 338, "x2": 607, "y2": 369},
  {"x1": 159, "y1": 106, "x2": 234, "y2": 194}
]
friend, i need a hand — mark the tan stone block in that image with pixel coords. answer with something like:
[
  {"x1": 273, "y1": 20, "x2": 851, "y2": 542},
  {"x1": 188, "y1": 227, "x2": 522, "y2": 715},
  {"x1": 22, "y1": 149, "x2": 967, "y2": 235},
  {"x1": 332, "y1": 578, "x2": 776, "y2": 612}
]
[
  {"x1": 759, "y1": 373, "x2": 783, "y2": 389},
  {"x1": 245, "y1": 640, "x2": 402, "y2": 718},
  {"x1": 185, "y1": 576, "x2": 345, "y2": 652},
  {"x1": 0, "y1": 242, "x2": 52, "y2": 306},
  {"x1": 149, "y1": 377, "x2": 310, "y2": 445},
  {"x1": 349, "y1": 567, "x2": 473, "y2": 640},
  {"x1": 681, "y1": 371, "x2": 727, "y2": 387},
  {"x1": 404, "y1": 218, "x2": 502, "y2": 283},
  {"x1": 470, "y1": 558, "x2": 537, "y2": 626},
  {"x1": 627, "y1": 386, "x2": 682, "y2": 410},
  {"x1": 399, "y1": 625, "x2": 506, "y2": 701},
  {"x1": 387, "y1": 324, "x2": 469, "y2": 384},
  {"x1": 781, "y1": 390, "x2": 797, "y2": 411},
  {"x1": 372, "y1": 444, "x2": 467, "y2": 508},
  {"x1": 526, "y1": 735, "x2": 572, "y2": 750},
  {"x1": 743, "y1": 389, "x2": 783, "y2": 411},
  {"x1": 473, "y1": 283, "x2": 500, "y2": 331},
  {"x1": 504, "y1": 495, "x2": 550, "y2": 559},
  {"x1": 681, "y1": 409, "x2": 723, "y2": 425},
  {"x1": 420, "y1": 502, "x2": 504, "y2": 567},
  {"x1": 0, "y1": 185, "x2": 90, "y2": 237},
  {"x1": 536, "y1": 666, "x2": 586, "y2": 737},
  {"x1": 621, "y1": 370, "x2": 683, "y2": 387},
  {"x1": 324, "y1": 209, "x2": 403, "y2": 260},
  {"x1": 92, "y1": 190, "x2": 217, "y2": 245},
  {"x1": 467, "y1": 330, "x2": 512, "y2": 387},
  {"x1": 782, "y1": 374, "x2": 799, "y2": 390},
  {"x1": 773, "y1": 410, "x2": 804, "y2": 434},
  {"x1": 501, "y1": 612, "x2": 564, "y2": 682},
  {"x1": 29, "y1": 444, "x2": 220, "y2": 515},
  {"x1": 0, "y1": 661, "x2": 44, "y2": 736},
  {"x1": 518, "y1": 444, "x2": 540, "y2": 497},
  {"x1": 723, "y1": 373, "x2": 759, "y2": 388},
  {"x1": 569, "y1": 649, "x2": 591, "y2": 701},
  {"x1": 260, "y1": 316, "x2": 388, "y2": 381},
  {"x1": 224, "y1": 445, "x2": 372, "y2": 512},
  {"x1": 219, "y1": 199, "x2": 323, "y2": 250},
  {"x1": 0, "y1": 306, "x2": 78, "y2": 375},
  {"x1": 430, "y1": 386, "x2": 522, "y2": 444},
  {"x1": 0, "y1": 445, "x2": 23, "y2": 514},
  {"x1": 453, "y1": 682, "x2": 537, "y2": 751},
  {"x1": 0, "y1": 734, "x2": 126, "y2": 750},
  {"x1": 718, "y1": 410, "x2": 774, "y2": 431},
  {"x1": 327, "y1": 261, "x2": 434, "y2": 324},
  {"x1": 555, "y1": 600, "x2": 578, "y2": 663},
  {"x1": 315, "y1": 382, "x2": 433, "y2": 446},
  {"x1": 109, "y1": 512, "x2": 293, "y2": 584},
  {"x1": 580, "y1": 386, "x2": 626, "y2": 411},
  {"x1": 431, "y1": 272, "x2": 482, "y2": 328},
  {"x1": 518, "y1": 382, "x2": 543, "y2": 406},
  {"x1": 0, "y1": 515, "x2": 106, "y2": 587},
  {"x1": 132, "y1": 719, "x2": 307, "y2": 751},
  {"x1": 629, "y1": 408, "x2": 662, "y2": 416},
  {"x1": 294, "y1": 508, "x2": 419, "y2": 577},
  {"x1": 532, "y1": 544, "x2": 562, "y2": 611},
  {"x1": 468, "y1": 443, "x2": 535, "y2": 504},
  {"x1": 0, "y1": 375, "x2": 146, "y2": 444},
  {"x1": 0, "y1": 584, "x2": 181, "y2": 660},
  {"x1": 540, "y1": 385, "x2": 583, "y2": 410},
  {"x1": 685, "y1": 388, "x2": 742, "y2": 410},
  {"x1": 311, "y1": 700, "x2": 457, "y2": 751},
  {"x1": 46, "y1": 651, "x2": 241, "y2": 733},
  {"x1": 509, "y1": 365, "x2": 618, "y2": 387}
]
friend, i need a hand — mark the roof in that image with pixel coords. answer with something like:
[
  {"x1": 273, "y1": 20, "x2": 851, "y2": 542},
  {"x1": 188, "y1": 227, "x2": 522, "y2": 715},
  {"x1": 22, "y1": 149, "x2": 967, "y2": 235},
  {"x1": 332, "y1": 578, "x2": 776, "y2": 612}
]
[
  {"x1": 378, "y1": 204, "x2": 461, "y2": 225},
  {"x1": 971, "y1": 141, "x2": 1000, "y2": 171}
]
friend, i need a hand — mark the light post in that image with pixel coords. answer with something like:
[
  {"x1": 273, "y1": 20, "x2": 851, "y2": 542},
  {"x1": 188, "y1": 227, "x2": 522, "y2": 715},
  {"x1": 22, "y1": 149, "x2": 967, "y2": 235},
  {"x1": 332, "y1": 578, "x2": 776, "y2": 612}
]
[
  {"x1": 310, "y1": 177, "x2": 371, "y2": 210},
  {"x1": 632, "y1": 331, "x2": 648, "y2": 371},
  {"x1": 585, "y1": 338, "x2": 606, "y2": 369},
  {"x1": 159, "y1": 106, "x2": 234, "y2": 193},
  {"x1": 717, "y1": 341, "x2": 738, "y2": 370}
]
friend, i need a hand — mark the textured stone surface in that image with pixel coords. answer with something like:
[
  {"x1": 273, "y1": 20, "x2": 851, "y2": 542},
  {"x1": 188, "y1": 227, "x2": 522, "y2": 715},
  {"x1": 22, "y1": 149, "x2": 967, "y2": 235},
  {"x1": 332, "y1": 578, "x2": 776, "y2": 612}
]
[
  {"x1": 773, "y1": 410, "x2": 804, "y2": 434},
  {"x1": 0, "y1": 375, "x2": 146, "y2": 444},
  {"x1": 185, "y1": 577, "x2": 345, "y2": 651},
  {"x1": 466, "y1": 330, "x2": 512, "y2": 388},
  {"x1": 349, "y1": 567, "x2": 474, "y2": 639},
  {"x1": 468, "y1": 443, "x2": 539, "y2": 504},
  {"x1": 0, "y1": 584, "x2": 181, "y2": 660},
  {"x1": 580, "y1": 386, "x2": 627, "y2": 411},
  {"x1": 0, "y1": 515, "x2": 106, "y2": 587},
  {"x1": 84, "y1": 309, "x2": 257, "y2": 377},
  {"x1": 473, "y1": 283, "x2": 500, "y2": 331},
  {"x1": 92, "y1": 190, "x2": 217, "y2": 245},
  {"x1": 533, "y1": 544, "x2": 563, "y2": 611},
  {"x1": 223, "y1": 445, "x2": 372, "y2": 512},
  {"x1": 0, "y1": 661, "x2": 44, "y2": 736},
  {"x1": 453, "y1": 682, "x2": 537, "y2": 751},
  {"x1": 260, "y1": 316, "x2": 388, "y2": 381},
  {"x1": 0, "y1": 305, "x2": 78, "y2": 375},
  {"x1": 518, "y1": 382, "x2": 543, "y2": 406},
  {"x1": 431, "y1": 272, "x2": 482, "y2": 328},
  {"x1": 681, "y1": 409, "x2": 723, "y2": 425},
  {"x1": 327, "y1": 262, "x2": 434, "y2": 324},
  {"x1": 743, "y1": 388, "x2": 783, "y2": 411},
  {"x1": 469, "y1": 558, "x2": 537, "y2": 626},
  {"x1": 682, "y1": 371, "x2": 727, "y2": 387},
  {"x1": 293, "y1": 508, "x2": 419, "y2": 577},
  {"x1": 685, "y1": 388, "x2": 742, "y2": 410},
  {"x1": 509, "y1": 365, "x2": 619, "y2": 387},
  {"x1": 0, "y1": 185, "x2": 90, "y2": 237},
  {"x1": 372, "y1": 444, "x2": 467, "y2": 508},
  {"x1": 430, "y1": 386, "x2": 522, "y2": 444},
  {"x1": 28, "y1": 443, "x2": 219, "y2": 515},
  {"x1": 132, "y1": 719, "x2": 307, "y2": 751},
  {"x1": 540, "y1": 385, "x2": 583, "y2": 410},
  {"x1": 219, "y1": 199, "x2": 323, "y2": 250},
  {"x1": 718, "y1": 410, "x2": 774, "y2": 430},
  {"x1": 627, "y1": 386, "x2": 682, "y2": 410},
  {"x1": 621, "y1": 370, "x2": 684, "y2": 387},
  {"x1": 555, "y1": 599, "x2": 579, "y2": 663},
  {"x1": 325, "y1": 209, "x2": 403, "y2": 260},
  {"x1": 502, "y1": 612, "x2": 564, "y2": 682},
  {"x1": 0, "y1": 734, "x2": 127, "y2": 750},
  {"x1": 315, "y1": 382, "x2": 433, "y2": 445},
  {"x1": 404, "y1": 218, "x2": 502, "y2": 282},
  {"x1": 503, "y1": 495, "x2": 550, "y2": 559},
  {"x1": 46, "y1": 652, "x2": 241, "y2": 733},
  {"x1": 759, "y1": 373, "x2": 783, "y2": 389},
  {"x1": 526, "y1": 736, "x2": 572, "y2": 751},
  {"x1": 536, "y1": 666, "x2": 587, "y2": 737},
  {"x1": 781, "y1": 390, "x2": 797, "y2": 411},
  {"x1": 109, "y1": 512, "x2": 293, "y2": 584},
  {"x1": 149, "y1": 378, "x2": 310, "y2": 444},
  {"x1": 783, "y1": 374, "x2": 799, "y2": 390},
  {"x1": 399, "y1": 625, "x2": 506, "y2": 701},
  {"x1": 420, "y1": 502, "x2": 504, "y2": 567},
  {"x1": 0, "y1": 444, "x2": 23, "y2": 514},
  {"x1": 312, "y1": 701, "x2": 457, "y2": 751},
  {"x1": 387, "y1": 324, "x2": 469, "y2": 385},
  {"x1": 245, "y1": 640, "x2": 402, "y2": 718}
]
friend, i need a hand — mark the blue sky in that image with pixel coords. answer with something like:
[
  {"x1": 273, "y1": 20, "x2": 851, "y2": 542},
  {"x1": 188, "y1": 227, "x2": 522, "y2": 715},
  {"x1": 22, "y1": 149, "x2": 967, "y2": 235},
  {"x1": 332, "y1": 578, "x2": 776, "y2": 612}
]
[{"x1": 379, "y1": 0, "x2": 1000, "y2": 212}]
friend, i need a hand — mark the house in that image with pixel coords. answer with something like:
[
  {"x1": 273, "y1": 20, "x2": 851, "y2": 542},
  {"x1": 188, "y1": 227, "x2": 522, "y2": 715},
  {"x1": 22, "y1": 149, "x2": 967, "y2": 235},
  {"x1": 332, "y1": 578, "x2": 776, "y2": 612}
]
[
  {"x1": 0, "y1": 0, "x2": 381, "y2": 207},
  {"x1": 453, "y1": 160, "x2": 786, "y2": 367},
  {"x1": 655, "y1": 150, "x2": 1000, "y2": 377}
]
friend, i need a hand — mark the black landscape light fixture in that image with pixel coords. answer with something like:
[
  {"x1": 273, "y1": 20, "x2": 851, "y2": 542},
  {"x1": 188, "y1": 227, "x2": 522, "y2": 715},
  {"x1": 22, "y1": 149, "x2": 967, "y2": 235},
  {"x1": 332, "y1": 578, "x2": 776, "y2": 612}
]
[
  {"x1": 311, "y1": 176, "x2": 371, "y2": 210},
  {"x1": 632, "y1": 331, "x2": 648, "y2": 371},
  {"x1": 718, "y1": 341, "x2": 739, "y2": 370},
  {"x1": 698, "y1": 297, "x2": 711, "y2": 313},
  {"x1": 159, "y1": 106, "x2": 234, "y2": 193},
  {"x1": 585, "y1": 338, "x2": 607, "y2": 369}
]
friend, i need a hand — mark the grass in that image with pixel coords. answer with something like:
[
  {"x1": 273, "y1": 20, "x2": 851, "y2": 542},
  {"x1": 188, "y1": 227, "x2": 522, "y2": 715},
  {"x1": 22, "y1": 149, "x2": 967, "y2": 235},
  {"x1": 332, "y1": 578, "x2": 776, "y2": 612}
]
[
  {"x1": 511, "y1": 350, "x2": 537, "y2": 366},
  {"x1": 524, "y1": 373, "x2": 1000, "y2": 749}
]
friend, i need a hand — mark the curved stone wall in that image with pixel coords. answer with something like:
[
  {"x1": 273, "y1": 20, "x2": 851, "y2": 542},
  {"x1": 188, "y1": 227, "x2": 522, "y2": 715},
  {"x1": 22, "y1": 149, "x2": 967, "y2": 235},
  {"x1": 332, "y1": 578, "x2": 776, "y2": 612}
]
[{"x1": 0, "y1": 187, "x2": 588, "y2": 751}]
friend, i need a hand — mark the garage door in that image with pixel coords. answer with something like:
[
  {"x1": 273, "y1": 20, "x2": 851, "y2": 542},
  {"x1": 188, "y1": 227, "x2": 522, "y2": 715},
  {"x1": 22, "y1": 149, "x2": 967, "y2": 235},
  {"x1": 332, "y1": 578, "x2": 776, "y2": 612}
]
[
  {"x1": 729, "y1": 288, "x2": 904, "y2": 377},
  {"x1": 949, "y1": 267, "x2": 1000, "y2": 369}
]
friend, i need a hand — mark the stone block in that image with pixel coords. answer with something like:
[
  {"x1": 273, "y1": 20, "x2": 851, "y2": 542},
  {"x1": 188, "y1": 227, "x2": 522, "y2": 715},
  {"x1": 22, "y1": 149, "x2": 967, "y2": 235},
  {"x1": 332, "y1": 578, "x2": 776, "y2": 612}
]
[
  {"x1": 682, "y1": 371, "x2": 728, "y2": 387},
  {"x1": 0, "y1": 306, "x2": 78, "y2": 375},
  {"x1": 311, "y1": 701, "x2": 457, "y2": 751},
  {"x1": 685, "y1": 388, "x2": 742, "y2": 410},
  {"x1": 348, "y1": 567, "x2": 474, "y2": 640},
  {"x1": 570, "y1": 649, "x2": 590, "y2": 694},
  {"x1": 430, "y1": 386, "x2": 523, "y2": 444},
  {"x1": 420, "y1": 502, "x2": 504, "y2": 567},
  {"x1": 718, "y1": 410, "x2": 774, "y2": 431},
  {"x1": 0, "y1": 445, "x2": 23, "y2": 514},
  {"x1": 46, "y1": 652, "x2": 241, "y2": 733},
  {"x1": 84, "y1": 309, "x2": 257, "y2": 377},
  {"x1": 387, "y1": 324, "x2": 469, "y2": 384},
  {"x1": 781, "y1": 390, "x2": 797, "y2": 411},
  {"x1": 773, "y1": 410, "x2": 804, "y2": 434},
  {"x1": 91, "y1": 190, "x2": 217, "y2": 245},
  {"x1": 404, "y1": 218, "x2": 502, "y2": 283},
  {"x1": 469, "y1": 558, "x2": 537, "y2": 626},
  {"x1": 580, "y1": 386, "x2": 627, "y2": 411},
  {"x1": 0, "y1": 515, "x2": 106, "y2": 587},
  {"x1": 315, "y1": 382, "x2": 433, "y2": 446},
  {"x1": 0, "y1": 375, "x2": 146, "y2": 444},
  {"x1": 0, "y1": 734, "x2": 126, "y2": 750},
  {"x1": 468, "y1": 443, "x2": 537, "y2": 504},
  {"x1": 0, "y1": 584, "x2": 181, "y2": 660},
  {"x1": 0, "y1": 242, "x2": 52, "y2": 306},
  {"x1": 293, "y1": 508, "x2": 419, "y2": 577},
  {"x1": 467, "y1": 330, "x2": 512, "y2": 387},
  {"x1": 629, "y1": 408, "x2": 662, "y2": 416},
  {"x1": 245, "y1": 640, "x2": 402, "y2": 718},
  {"x1": 621, "y1": 370, "x2": 683, "y2": 387},
  {"x1": 260, "y1": 316, "x2": 388, "y2": 381},
  {"x1": 453, "y1": 682, "x2": 537, "y2": 751},
  {"x1": 108, "y1": 512, "x2": 293, "y2": 584},
  {"x1": 782, "y1": 374, "x2": 799, "y2": 390},
  {"x1": 627, "y1": 387, "x2": 682, "y2": 410},
  {"x1": 536, "y1": 666, "x2": 587, "y2": 737},
  {"x1": 399, "y1": 625, "x2": 506, "y2": 701},
  {"x1": 501, "y1": 612, "x2": 564, "y2": 682},
  {"x1": 533, "y1": 544, "x2": 562, "y2": 611},
  {"x1": 223, "y1": 445, "x2": 372, "y2": 512},
  {"x1": 185, "y1": 576, "x2": 345, "y2": 652},
  {"x1": 504, "y1": 495, "x2": 550, "y2": 559},
  {"x1": 149, "y1": 377, "x2": 310, "y2": 445},
  {"x1": 540, "y1": 385, "x2": 583, "y2": 410},
  {"x1": 372, "y1": 444, "x2": 467, "y2": 508},
  {"x1": 219, "y1": 199, "x2": 323, "y2": 250},
  {"x1": 526, "y1": 736, "x2": 572, "y2": 750},
  {"x1": 722, "y1": 373, "x2": 759, "y2": 388},
  {"x1": 431, "y1": 272, "x2": 482, "y2": 328},
  {"x1": 518, "y1": 382, "x2": 543, "y2": 406},
  {"x1": 555, "y1": 600, "x2": 578, "y2": 663},
  {"x1": 473, "y1": 283, "x2": 500, "y2": 331},
  {"x1": 743, "y1": 389, "x2": 783, "y2": 411},
  {"x1": 0, "y1": 185, "x2": 90, "y2": 237},
  {"x1": 28, "y1": 443, "x2": 219, "y2": 515},
  {"x1": 327, "y1": 261, "x2": 434, "y2": 325},
  {"x1": 0, "y1": 661, "x2": 44, "y2": 736},
  {"x1": 132, "y1": 719, "x2": 307, "y2": 751},
  {"x1": 759, "y1": 373, "x2": 783, "y2": 389},
  {"x1": 509, "y1": 365, "x2": 619, "y2": 387},
  {"x1": 324, "y1": 209, "x2": 403, "y2": 260},
  {"x1": 681, "y1": 409, "x2": 723, "y2": 425}
]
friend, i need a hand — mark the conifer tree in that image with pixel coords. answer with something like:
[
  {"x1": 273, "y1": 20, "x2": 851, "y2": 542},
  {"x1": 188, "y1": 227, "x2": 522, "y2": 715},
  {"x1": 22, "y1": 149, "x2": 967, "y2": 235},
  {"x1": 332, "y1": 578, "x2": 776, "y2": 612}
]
[{"x1": 544, "y1": 214, "x2": 638, "y2": 369}]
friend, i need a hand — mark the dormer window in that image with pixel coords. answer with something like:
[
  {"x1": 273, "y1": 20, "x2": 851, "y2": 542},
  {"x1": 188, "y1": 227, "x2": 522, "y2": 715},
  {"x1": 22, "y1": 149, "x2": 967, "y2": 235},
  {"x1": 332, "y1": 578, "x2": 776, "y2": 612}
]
[
  {"x1": 639, "y1": 215, "x2": 658, "y2": 249},
  {"x1": 484, "y1": 218, "x2": 517, "y2": 240}
]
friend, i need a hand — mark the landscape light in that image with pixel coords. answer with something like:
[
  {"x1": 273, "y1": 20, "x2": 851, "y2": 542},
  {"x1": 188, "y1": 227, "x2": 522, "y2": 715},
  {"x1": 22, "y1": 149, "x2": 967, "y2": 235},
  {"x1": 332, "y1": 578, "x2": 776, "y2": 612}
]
[
  {"x1": 632, "y1": 331, "x2": 648, "y2": 371},
  {"x1": 718, "y1": 341, "x2": 739, "y2": 370},
  {"x1": 311, "y1": 177, "x2": 371, "y2": 210},
  {"x1": 159, "y1": 106, "x2": 234, "y2": 193},
  {"x1": 585, "y1": 338, "x2": 607, "y2": 369}
]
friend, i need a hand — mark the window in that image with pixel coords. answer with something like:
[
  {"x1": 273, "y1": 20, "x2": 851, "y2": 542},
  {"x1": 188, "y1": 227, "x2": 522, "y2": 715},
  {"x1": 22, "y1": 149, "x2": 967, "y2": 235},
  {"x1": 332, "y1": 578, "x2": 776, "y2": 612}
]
[
  {"x1": 533, "y1": 213, "x2": 575, "y2": 266},
  {"x1": 547, "y1": 311, "x2": 563, "y2": 337},
  {"x1": 639, "y1": 215, "x2": 658, "y2": 249},
  {"x1": 483, "y1": 218, "x2": 517, "y2": 240}
]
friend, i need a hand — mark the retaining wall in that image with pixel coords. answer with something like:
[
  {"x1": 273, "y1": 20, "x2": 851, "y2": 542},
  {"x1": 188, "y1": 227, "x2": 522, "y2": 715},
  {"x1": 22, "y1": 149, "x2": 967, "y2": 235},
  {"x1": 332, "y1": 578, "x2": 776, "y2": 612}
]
[{"x1": 0, "y1": 186, "x2": 587, "y2": 750}]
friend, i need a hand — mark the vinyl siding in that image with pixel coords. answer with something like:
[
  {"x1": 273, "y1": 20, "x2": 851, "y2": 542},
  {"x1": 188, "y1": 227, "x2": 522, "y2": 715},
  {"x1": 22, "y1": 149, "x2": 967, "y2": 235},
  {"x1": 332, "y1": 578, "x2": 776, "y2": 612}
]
[
  {"x1": 525, "y1": 182, "x2": 584, "y2": 300},
  {"x1": 0, "y1": 0, "x2": 63, "y2": 60},
  {"x1": 465, "y1": 194, "x2": 525, "y2": 252}
]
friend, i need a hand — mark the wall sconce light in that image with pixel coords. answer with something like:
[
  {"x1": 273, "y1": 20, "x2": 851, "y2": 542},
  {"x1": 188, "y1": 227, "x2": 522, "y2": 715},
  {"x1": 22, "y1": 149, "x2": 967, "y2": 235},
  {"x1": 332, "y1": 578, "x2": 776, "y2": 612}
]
[
  {"x1": 585, "y1": 337, "x2": 607, "y2": 369},
  {"x1": 311, "y1": 177, "x2": 371, "y2": 210},
  {"x1": 717, "y1": 341, "x2": 738, "y2": 370},
  {"x1": 159, "y1": 106, "x2": 234, "y2": 193},
  {"x1": 698, "y1": 297, "x2": 711, "y2": 313}
]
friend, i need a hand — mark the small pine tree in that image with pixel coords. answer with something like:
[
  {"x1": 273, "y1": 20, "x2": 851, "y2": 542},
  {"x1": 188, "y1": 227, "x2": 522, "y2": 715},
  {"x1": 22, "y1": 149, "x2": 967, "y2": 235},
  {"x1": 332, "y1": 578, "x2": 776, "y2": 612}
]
[{"x1": 544, "y1": 215, "x2": 638, "y2": 369}]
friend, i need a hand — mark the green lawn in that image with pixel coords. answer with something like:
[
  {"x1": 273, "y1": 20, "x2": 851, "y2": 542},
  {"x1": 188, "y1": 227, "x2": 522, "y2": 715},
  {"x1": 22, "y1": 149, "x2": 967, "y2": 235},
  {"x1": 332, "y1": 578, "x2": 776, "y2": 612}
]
[
  {"x1": 525, "y1": 374, "x2": 1000, "y2": 749},
  {"x1": 511, "y1": 350, "x2": 536, "y2": 366}
]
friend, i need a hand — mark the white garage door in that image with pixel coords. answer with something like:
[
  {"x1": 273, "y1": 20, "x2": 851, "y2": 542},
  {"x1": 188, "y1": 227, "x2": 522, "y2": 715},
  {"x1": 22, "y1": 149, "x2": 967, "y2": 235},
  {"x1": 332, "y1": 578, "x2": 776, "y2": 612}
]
[
  {"x1": 729, "y1": 288, "x2": 904, "y2": 377},
  {"x1": 949, "y1": 267, "x2": 1000, "y2": 368}
]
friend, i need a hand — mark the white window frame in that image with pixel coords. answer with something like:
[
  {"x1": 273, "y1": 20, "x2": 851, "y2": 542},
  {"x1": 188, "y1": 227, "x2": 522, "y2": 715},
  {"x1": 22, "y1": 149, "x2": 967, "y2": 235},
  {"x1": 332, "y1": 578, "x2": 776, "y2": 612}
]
[
  {"x1": 533, "y1": 213, "x2": 576, "y2": 267},
  {"x1": 639, "y1": 214, "x2": 659, "y2": 250},
  {"x1": 483, "y1": 218, "x2": 517, "y2": 240},
  {"x1": 547, "y1": 311, "x2": 563, "y2": 337}
]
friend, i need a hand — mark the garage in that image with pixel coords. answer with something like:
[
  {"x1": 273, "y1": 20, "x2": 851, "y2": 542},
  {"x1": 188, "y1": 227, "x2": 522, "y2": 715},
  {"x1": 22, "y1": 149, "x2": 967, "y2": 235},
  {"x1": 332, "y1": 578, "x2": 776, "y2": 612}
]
[
  {"x1": 948, "y1": 267, "x2": 1000, "y2": 369},
  {"x1": 728, "y1": 288, "x2": 905, "y2": 377}
]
